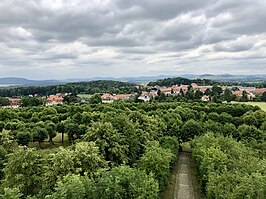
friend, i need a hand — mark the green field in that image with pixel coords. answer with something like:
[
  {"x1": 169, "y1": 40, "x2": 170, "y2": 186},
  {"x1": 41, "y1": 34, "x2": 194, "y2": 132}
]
[
  {"x1": 239, "y1": 102, "x2": 266, "y2": 112},
  {"x1": 77, "y1": 94, "x2": 93, "y2": 98},
  {"x1": 0, "y1": 84, "x2": 21, "y2": 87}
]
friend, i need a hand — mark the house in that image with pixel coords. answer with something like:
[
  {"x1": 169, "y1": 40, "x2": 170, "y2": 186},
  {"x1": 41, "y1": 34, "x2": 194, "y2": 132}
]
[
  {"x1": 232, "y1": 90, "x2": 243, "y2": 98},
  {"x1": 101, "y1": 93, "x2": 114, "y2": 103},
  {"x1": 9, "y1": 98, "x2": 21, "y2": 108},
  {"x1": 113, "y1": 94, "x2": 133, "y2": 100},
  {"x1": 191, "y1": 83, "x2": 198, "y2": 88},
  {"x1": 46, "y1": 95, "x2": 64, "y2": 106},
  {"x1": 201, "y1": 95, "x2": 210, "y2": 102},
  {"x1": 149, "y1": 90, "x2": 158, "y2": 97},
  {"x1": 251, "y1": 88, "x2": 266, "y2": 95},
  {"x1": 138, "y1": 94, "x2": 151, "y2": 102},
  {"x1": 160, "y1": 87, "x2": 172, "y2": 95}
]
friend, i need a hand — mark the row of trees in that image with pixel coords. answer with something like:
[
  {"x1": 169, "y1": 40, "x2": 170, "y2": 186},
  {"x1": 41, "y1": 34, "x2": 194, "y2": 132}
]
[
  {"x1": 0, "y1": 100, "x2": 265, "y2": 198},
  {"x1": 191, "y1": 133, "x2": 265, "y2": 198}
]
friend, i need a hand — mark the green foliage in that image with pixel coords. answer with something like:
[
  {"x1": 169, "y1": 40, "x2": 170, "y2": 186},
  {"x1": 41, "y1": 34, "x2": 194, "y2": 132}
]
[
  {"x1": 95, "y1": 166, "x2": 159, "y2": 199},
  {"x1": 147, "y1": 77, "x2": 214, "y2": 87},
  {"x1": 73, "y1": 142, "x2": 107, "y2": 176},
  {"x1": 90, "y1": 94, "x2": 102, "y2": 104},
  {"x1": 0, "y1": 146, "x2": 7, "y2": 180},
  {"x1": 0, "y1": 188, "x2": 23, "y2": 199},
  {"x1": 180, "y1": 119, "x2": 203, "y2": 142},
  {"x1": 32, "y1": 127, "x2": 48, "y2": 147},
  {"x1": 0, "y1": 80, "x2": 137, "y2": 97},
  {"x1": 46, "y1": 174, "x2": 86, "y2": 199},
  {"x1": 3, "y1": 147, "x2": 45, "y2": 196},
  {"x1": 138, "y1": 141, "x2": 174, "y2": 190},
  {"x1": 21, "y1": 97, "x2": 44, "y2": 107},
  {"x1": 83, "y1": 122, "x2": 128, "y2": 166},
  {"x1": 0, "y1": 97, "x2": 10, "y2": 106},
  {"x1": 191, "y1": 133, "x2": 266, "y2": 198},
  {"x1": 15, "y1": 131, "x2": 32, "y2": 146}
]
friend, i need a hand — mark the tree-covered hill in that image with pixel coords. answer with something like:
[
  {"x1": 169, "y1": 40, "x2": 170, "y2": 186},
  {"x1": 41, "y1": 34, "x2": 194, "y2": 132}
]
[
  {"x1": 0, "y1": 80, "x2": 138, "y2": 97},
  {"x1": 147, "y1": 77, "x2": 215, "y2": 87}
]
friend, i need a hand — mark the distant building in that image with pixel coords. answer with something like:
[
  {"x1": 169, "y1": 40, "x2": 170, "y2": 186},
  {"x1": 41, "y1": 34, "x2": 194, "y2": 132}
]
[
  {"x1": 201, "y1": 95, "x2": 210, "y2": 102},
  {"x1": 138, "y1": 94, "x2": 151, "y2": 102},
  {"x1": 101, "y1": 93, "x2": 114, "y2": 103},
  {"x1": 113, "y1": 94, "x2": 133, "y2": 100},
  {"x1": 9, "y1": 98, "x2": 21, "y2": 108},
  {"x1": 46, "y1": 95, "x2": 64, "y2": 106}
]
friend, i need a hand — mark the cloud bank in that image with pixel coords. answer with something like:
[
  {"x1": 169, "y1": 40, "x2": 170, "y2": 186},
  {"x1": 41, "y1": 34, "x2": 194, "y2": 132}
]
[{"x1": 0, "y1": 0, "x2": 266, "y2": 79}]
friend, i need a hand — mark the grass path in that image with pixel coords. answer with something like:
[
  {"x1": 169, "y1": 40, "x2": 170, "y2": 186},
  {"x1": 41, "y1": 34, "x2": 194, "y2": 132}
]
[{"x1": 161, "y1": 143, "x2": 202, "y2": 199}]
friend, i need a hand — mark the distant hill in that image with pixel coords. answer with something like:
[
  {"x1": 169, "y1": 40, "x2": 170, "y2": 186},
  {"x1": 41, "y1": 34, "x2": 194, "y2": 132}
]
[
  {"x1": 0, "y1": 77, "x2": 63, "y2": 87},
  {"x1": 180, "y1": 74, "x2": 266, "y2": 82},
  {"x1": 1, "y1": 73, "x2": 265, "y2": 88}
]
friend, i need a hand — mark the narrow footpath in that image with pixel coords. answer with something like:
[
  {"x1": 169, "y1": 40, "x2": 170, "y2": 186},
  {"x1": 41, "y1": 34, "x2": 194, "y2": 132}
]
[{"x1": 174, "y1": 152, "x2": 195, "y2": 199}]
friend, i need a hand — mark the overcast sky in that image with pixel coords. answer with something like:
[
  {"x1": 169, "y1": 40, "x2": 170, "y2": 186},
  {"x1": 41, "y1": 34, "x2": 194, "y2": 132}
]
[{"x1": 0, "y1": 0, "x2": 266, "y2": 79}]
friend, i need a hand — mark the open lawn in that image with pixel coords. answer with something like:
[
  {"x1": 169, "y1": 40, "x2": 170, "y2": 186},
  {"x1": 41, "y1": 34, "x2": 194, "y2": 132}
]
[
  {"x1": 238, "y1": 102, "x2": 266, "y2": 112},
  {"x1": 77, "y1": 94, "x2": 93, "y2": 98}
]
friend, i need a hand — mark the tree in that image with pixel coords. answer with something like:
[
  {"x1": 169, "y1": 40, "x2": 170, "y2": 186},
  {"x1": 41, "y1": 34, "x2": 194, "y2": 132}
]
[
  {"x1": 138, "y1": 141, "x2": 174, "y2": 190},
  {"x1": 180, "y1": 119, "x2": 203, "y2": 142},
  {"x1": 83, "y1": 122, "x2": 128, "y2": 166},
  {"x1": 211, "y1": 85, "x2": 223, "y2": 96},
  {"x1": 32, "y1": 127, "x2": 48, "y2": 147},
  {"x1": 46, "y1": 174, "x2": 86, "y2": 199},
  {"x1": 56, "y1": 122, "x2": 65, "y2": 144},
  {"x1": 260, "y1": 91, "x2": 266, "y2": 102},
  {"x1": 73, "y1": 142, "x2": 107, "y2": 176},
  {"x1": 0, "y1": 146, "x2": 7, "y2": 180},
  {"x1": 194, "y1": 89, "x2": 203, "y2": 100},
  {"x1": 90, "y1": 94, "x2": 102, "y2": 104},
  {"x1": 0, "y1": 97, "x2": 10, "y2": 106},
  {"x1": 237, "y1": 124, "x2": 264, "y2": 142},
  {"x1": 15, "y1": 131, "x2": 32, "y2": 146},
  {"x1": 45, "y1": 121, "x2": 57, "y2": 144},
  {"x1": 64, "y1": 122, "x2": 79, "y2": 143},
  {"x1": 0, "y1": 188, "x2": 23, "y2": 199},
  {"x1": 21, "y1": 97, "x2": 44, "y2": 107},
  {"x1": 241, "y1": 91, "x2": 248, "y2": 102},
  {"x1": 3, "y1": 147, "x2": 45, "y2": 196},
  {"x1": 223, "y1": 88, "x2": 234, "y2": 102},
  {"x1": 95, "y1": 166, "x2": 159, "y2": 199}
]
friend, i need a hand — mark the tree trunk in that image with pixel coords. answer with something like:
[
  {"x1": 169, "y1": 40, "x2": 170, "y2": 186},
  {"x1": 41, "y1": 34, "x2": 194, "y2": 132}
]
[{"x1": 62, "y1": 132, "x2": 64, "y2": 144}]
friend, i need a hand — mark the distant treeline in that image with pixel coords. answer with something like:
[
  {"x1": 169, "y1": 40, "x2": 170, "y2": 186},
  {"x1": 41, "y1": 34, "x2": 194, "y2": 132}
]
[
  {"x1": 0, "y1": 80, "x2": 138, "y2": 97},
  {"x1": 148, "y1": 77, "x2": 266, "y2": 88},
  {"x1": 147, "y1": 77, "x2": 216, "y2": 87}
]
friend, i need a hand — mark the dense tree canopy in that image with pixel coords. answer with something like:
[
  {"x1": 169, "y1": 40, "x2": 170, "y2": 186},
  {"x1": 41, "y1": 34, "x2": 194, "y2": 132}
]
[{"x1": 0, "y1": 100, "x2": 265, "y2": 198}]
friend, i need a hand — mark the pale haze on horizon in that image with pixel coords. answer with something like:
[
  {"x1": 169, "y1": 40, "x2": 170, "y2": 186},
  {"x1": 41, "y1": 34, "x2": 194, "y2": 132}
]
[{"x1": 0, "y1": 0, "x2": 266, "y2": 80}]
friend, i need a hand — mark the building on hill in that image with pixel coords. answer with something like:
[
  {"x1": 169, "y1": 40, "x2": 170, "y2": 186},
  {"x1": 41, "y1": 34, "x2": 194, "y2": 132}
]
[
  {"x1": 46, "y1": 95, "x2": 64, "y2": 106},
  {"x1": 101, "y1": 93, "x2": 114, "y2": 103},
  {"x1": 113, "y1": 94, "x2": 133, "y2": 100},
  {"x1": 160, "y1": 87, "x2": 172, "y2": 95},
  {"x1": 251, "y1": 88, "x2": 266, "y2": 95},
  {"x1": 191, "y1": 83, "x2": 198, "y2": 88},
  {"x1": 201, "y1": 95, "x2": 210, "y2": 102},
  {"x1": 8, "y1": 97, "x2": 21, "y2": 108},
  {"x1": 138, "y1": 94, "x2": 151, "y2": 102}
]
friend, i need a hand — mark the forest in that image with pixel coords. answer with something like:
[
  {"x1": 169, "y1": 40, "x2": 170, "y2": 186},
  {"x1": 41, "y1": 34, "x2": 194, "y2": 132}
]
[
  {"x1": 0, "y1": 80, "x2": 138, "y2": 97},
  {"x1": 0, "y1": 100, "x2": 265, "y2": 198}
]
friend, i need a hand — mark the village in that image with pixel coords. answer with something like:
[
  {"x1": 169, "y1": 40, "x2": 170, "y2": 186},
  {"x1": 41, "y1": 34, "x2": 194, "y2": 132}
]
[{"x1": 1, "y1": 82, "x2": 265, "y2": 108}]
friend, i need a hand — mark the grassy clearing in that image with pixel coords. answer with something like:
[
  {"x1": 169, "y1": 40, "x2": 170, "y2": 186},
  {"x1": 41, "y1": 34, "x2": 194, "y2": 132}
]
[
  {"x1": 28, "y1": 133, "x2": 70, "y2": 153},
  {"x1": 237, "y1": 102, "x2": 266, "y2": 112},
  {"x1": 77, "y1": 94, "x2": 93, "y2": 98}
]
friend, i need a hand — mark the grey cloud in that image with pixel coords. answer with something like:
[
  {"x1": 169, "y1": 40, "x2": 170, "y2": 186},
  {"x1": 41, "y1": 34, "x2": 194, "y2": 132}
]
[{"x1": 0, "y1": 0, "x2": 265, "y2": 79}]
